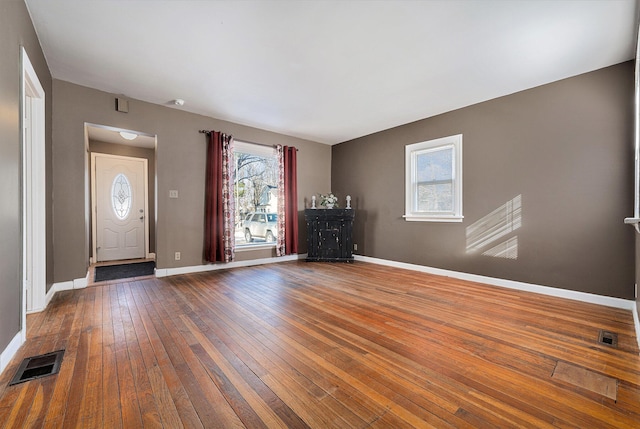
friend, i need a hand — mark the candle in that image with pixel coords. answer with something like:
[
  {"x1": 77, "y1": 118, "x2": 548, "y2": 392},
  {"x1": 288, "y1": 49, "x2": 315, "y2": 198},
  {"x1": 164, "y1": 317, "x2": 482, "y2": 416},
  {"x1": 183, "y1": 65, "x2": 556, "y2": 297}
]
[
  {"x1": 311, "y1": 195, "x2": 316, "y2": 209},
  {"x1": 346, "y1": 195, "x2": 351, "y2": 209}
]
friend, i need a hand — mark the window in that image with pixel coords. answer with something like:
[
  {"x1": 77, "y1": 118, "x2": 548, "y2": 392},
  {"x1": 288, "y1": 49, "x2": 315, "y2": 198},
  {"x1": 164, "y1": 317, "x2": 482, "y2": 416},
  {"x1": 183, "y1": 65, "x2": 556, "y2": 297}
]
[
  {"x1": 234, "y1": 141, "x2": 279, "y2": 245},
  {"x1": 111, "y1": 173, "x2": 132, "y2": 220},
  {"x1": 404, "y1": 134, "x2": 463, "y2": 222}
]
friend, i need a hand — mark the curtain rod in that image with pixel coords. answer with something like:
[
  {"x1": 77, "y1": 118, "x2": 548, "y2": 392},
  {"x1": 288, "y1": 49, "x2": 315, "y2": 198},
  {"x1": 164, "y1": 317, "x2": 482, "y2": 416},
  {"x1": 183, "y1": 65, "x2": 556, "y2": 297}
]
[{"x1": 199, "y1": 130, "x2": 297, "y2": 151}]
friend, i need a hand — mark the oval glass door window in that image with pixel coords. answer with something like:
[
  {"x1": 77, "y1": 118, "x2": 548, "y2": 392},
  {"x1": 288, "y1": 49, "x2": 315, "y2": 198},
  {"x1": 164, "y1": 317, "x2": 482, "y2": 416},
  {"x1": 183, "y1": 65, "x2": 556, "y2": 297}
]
[{"x1": 111, "y1": 173, "x2": 132, "y2": 220}]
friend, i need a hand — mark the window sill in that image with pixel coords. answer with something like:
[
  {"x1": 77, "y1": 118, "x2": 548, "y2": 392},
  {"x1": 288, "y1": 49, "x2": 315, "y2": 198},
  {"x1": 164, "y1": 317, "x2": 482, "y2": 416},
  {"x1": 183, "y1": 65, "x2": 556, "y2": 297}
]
[
  {"x1": 235, "y1": 243, "x2": 276, "y2": 252},
  {"x1": 624, "y1": 217, "x2": 640, "y2": 233},
  {"x1": 403, "y1": 214, "x2": 464, "y2": 223}
]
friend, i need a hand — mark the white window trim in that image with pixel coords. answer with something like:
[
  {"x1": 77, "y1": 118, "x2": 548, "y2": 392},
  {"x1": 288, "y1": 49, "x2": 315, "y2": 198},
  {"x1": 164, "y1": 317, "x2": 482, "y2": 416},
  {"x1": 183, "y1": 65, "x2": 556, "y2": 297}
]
[
  {"x1": 234, "y1": 140, "x2": 278, "y2": 248},
  {"x1": 404, "y1": 134, "x2": 463, "y2": 222},
  {"x1": 235, "y1": 140, "x2": 276, "y2": 157}
]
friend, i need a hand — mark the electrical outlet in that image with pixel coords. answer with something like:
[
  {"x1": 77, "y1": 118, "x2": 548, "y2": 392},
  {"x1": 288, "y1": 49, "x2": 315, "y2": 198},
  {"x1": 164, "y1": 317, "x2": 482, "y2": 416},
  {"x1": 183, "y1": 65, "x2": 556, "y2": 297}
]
[
  {"x1": 169, "y1": 190, "x2": 179, "y2": 199},
  {"x1": 353, "y1": 243, "x2": 358, "y2": 251},
  {"x1": 174, "y1": 252, "x2": 181, "y2": 261}
]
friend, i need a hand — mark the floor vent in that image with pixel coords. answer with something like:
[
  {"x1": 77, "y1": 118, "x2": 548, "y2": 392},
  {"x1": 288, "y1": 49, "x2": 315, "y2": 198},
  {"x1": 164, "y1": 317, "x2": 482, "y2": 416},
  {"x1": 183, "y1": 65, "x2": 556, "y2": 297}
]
[
  {"x1": 9, "y1": 350, "x2": 64, "y2": 386},
  {"x1": 598, "y1": 330, "x2": 618, "y2": 348}
]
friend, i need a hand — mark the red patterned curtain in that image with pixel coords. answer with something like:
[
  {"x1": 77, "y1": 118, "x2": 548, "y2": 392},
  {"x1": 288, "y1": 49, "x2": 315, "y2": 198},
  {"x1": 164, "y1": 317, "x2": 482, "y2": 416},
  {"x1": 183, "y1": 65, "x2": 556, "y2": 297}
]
[
  {"x1": 276, "y1": 145, "x2": 298, "y2": 256},
  {"x1": 204, "y1": 131, "x2": 235, "y2": 263}
]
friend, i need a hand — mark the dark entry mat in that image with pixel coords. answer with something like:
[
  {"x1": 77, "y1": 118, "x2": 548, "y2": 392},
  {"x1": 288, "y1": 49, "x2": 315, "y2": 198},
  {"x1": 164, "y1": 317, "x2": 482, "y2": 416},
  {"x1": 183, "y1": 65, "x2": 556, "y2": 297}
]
[{"x1": 94, "y1": 261, "x2": 155, "y2": 282}]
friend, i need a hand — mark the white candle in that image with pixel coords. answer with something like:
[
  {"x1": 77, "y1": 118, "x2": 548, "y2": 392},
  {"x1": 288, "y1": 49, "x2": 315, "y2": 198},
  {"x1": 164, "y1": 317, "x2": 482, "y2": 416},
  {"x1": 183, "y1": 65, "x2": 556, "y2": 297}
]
[
  {"x1": 346, "y1": 195, "x2": 351, "y2": 209},
  {"x1": 311, "y1": 195, "x2": 316, "y2": 209}
]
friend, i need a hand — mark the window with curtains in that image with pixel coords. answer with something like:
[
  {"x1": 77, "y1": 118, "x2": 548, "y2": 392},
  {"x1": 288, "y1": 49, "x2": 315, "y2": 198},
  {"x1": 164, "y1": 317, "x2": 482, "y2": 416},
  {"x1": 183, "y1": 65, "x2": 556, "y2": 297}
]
[{"x1": 233, "y1": 141, "x2": 279, "y2": 246}]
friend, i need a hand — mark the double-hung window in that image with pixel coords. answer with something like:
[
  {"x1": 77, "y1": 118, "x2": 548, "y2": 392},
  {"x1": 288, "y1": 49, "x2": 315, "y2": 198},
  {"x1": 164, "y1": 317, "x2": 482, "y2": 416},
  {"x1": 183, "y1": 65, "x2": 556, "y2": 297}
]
[{"x1": 404, "y1": 134, "x2": 463, "y2": 222}]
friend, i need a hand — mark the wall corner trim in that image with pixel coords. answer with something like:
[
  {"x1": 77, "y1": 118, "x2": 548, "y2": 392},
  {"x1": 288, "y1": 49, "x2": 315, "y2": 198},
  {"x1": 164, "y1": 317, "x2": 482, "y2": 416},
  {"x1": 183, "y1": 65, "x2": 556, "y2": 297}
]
[
  {"x1": 45, "y1": 275, "x2": 87, "y2": 308},
  {"x1": 73, "y1": 273, "x2": 89, "y2": 289},
  {"x1": 354, "y1": 255, "x2": 636, "y2": 310},
  {"x1": 0, "y1": 330, "x2": 25, "y2": 378}
]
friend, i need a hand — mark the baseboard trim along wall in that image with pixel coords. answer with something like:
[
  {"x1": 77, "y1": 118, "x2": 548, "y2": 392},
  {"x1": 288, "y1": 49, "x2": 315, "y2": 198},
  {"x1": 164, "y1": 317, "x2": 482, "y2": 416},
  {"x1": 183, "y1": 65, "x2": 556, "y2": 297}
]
[
  {"x1": 633, "y1": 305, "x2": 640, "y2": 352},
  {"x1": 0, "y1": 330, "x2": 24, "y2": 377},
  {"x1": 355, "y1": 255, "x2": 634, "y2": 309},
  {"x1": 155, "y1": 254, "x2": 305, "y2": 278}
]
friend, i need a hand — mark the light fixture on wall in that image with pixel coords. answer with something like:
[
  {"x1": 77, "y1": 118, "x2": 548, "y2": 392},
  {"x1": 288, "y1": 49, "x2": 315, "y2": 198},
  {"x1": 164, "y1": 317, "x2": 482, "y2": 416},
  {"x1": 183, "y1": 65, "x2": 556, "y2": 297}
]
[{"x1": 119, "y1": 131, "x2": 138, "y2": 141}]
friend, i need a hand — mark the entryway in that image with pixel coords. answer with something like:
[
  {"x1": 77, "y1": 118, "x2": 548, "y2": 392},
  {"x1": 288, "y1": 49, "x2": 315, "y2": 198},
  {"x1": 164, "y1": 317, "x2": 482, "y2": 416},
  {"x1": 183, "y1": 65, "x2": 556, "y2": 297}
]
[
  {"x1": 92, "y1": 153, "x2": 148, "y2": 262},
  {"x1": 86, "y1": 124, "x2": 157, "y2": 278}
]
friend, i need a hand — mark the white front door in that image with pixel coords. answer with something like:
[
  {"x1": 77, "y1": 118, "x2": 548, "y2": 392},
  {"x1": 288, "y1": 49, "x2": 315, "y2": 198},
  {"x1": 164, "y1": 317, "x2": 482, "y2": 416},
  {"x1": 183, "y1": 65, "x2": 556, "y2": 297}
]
[{"x1": 93, "y1": 154, "x2": 148, "y2": 262}]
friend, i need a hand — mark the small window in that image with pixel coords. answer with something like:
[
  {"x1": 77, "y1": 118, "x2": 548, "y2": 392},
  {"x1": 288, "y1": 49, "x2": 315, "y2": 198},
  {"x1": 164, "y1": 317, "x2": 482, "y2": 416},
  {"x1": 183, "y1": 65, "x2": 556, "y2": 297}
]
[
  {"x1": 404, "y1": 134, "x2": 463, "y2": 222},
  {"x1": 111, "y1": 173, "x2": 132, "y2": 220}
]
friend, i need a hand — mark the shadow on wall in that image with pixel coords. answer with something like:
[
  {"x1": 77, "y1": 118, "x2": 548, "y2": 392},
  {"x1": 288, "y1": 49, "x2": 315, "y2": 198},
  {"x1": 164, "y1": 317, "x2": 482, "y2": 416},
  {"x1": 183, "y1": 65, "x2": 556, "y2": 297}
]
[
  {"x1": 352, "y1": 197, "x2": 369, "y2": 255},
  {"x1": 466, "y1": 195, "x2": 522, "y2": 260}
]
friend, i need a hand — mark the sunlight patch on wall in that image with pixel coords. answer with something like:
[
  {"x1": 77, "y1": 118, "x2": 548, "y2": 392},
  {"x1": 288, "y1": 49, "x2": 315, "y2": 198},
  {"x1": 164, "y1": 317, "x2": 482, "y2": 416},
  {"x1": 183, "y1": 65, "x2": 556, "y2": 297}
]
[
  {"x1": 466, "y1": 195, "x2": 521, "y2": 259},
  {"x1": 481, "y1": 236, "x2": 518, "y2": 260}
]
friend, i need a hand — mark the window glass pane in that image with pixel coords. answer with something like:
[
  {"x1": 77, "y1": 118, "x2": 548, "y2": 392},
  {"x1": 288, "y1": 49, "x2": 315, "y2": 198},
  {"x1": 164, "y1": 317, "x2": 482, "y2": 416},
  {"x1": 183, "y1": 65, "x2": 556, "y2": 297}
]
[
  {"x1": 416, "y1": 147, "x2": 452, "y2": 183},
  {"x1": 417, "y1": 182, "x2": 453, "y2": 212},
  {"x1": 111, "y1": 173, "x2": 132, "y2": 220},
  {"x1": 234, "y1": 145, "x2": 278, "y2": 245}
]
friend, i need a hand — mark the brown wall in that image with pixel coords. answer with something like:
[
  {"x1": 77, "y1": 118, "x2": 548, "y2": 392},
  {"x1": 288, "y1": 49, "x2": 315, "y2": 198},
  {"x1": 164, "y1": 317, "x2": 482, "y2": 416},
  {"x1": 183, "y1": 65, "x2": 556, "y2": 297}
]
[
  {"x1": 0, "y1": 1, "x2": 53, "y2": 352},
  {"x1": 332, "y1": 62, "x2": 635, "y2": 299},
  {"x1": 52, "y1": 80, "x2": 331, "y2": 282},
  {"x1": 88, "y1": 140, "x2": 157, "y2": 254}
]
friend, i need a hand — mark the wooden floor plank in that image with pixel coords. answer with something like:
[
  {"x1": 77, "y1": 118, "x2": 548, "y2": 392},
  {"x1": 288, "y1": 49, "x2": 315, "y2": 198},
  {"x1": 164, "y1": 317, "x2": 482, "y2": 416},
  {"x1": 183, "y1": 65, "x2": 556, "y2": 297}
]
[
  {"x1": 143, "y1": 278, "x2": 246, "y2": 428},
  {"x1": 128, "y1": 281, "x2": 201, "y2": 429},
  {"x1": 0, "y1": 261, "x2": 638, "y2": 428}
]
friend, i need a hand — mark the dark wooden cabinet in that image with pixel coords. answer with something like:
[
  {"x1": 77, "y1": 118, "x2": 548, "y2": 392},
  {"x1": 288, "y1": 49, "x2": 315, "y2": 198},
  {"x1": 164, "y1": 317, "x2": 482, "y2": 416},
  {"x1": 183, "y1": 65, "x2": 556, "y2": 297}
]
[{"x1": 305, "y1": 208, "x2": 355, "y2": 262}]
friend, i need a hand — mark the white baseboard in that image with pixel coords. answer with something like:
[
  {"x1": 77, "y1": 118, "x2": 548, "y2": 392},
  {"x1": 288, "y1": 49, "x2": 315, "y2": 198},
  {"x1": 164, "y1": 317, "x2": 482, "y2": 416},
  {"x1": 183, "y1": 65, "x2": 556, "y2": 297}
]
[
  {"x1": 633, "y1": 303, "x2": 640, "y2": 352},
  {"x1": 73, "y1": 272, "x2": 89, "y2": 289},
  {"x1": 0, "y1": 330, "x2": 25, "y2": 376},
  {"x1": 354, "y1": 255, "x2": 635, "y2": 310},
  {"x1": 42, "y1": 272, "x2": 88, "y2": 309},
  {"x1": 2, "y1": 271, "x2": 87, "y2": 377},
  {"x1": 155, "y1": 254, "x2": 306, "y2": 278}
]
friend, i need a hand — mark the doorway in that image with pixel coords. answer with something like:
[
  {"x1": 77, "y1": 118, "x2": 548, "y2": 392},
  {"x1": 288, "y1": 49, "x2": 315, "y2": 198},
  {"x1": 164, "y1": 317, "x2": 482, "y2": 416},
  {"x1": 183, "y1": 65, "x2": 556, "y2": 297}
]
[{"x1": 86, "y1": 124, "x2": 156, "y2": 266}]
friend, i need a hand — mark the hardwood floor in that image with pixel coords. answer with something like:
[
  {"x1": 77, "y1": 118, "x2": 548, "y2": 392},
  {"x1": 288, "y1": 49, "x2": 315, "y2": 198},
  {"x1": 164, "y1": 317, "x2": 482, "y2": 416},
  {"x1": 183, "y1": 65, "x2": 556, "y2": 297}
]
[{"x1": 0, "y1": 261, "x2": 639, "y2": 428}]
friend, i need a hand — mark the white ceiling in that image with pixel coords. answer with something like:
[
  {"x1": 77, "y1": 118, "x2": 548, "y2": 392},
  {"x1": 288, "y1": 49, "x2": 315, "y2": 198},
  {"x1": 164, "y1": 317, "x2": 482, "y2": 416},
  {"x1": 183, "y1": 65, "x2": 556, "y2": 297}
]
[{"x1": 25, "y1": 0, "x2": 638, "y2": 145}]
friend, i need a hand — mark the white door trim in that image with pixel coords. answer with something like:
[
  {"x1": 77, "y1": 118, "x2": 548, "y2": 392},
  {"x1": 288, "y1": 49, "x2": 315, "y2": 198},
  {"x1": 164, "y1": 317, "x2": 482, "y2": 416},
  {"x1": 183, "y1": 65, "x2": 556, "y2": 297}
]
[
  {"x1": 21, "y1": 47, "x2": 46, "y2": 319},
  {"x1": 91, "y1": 153, "x2": 150, "y2": 261}
]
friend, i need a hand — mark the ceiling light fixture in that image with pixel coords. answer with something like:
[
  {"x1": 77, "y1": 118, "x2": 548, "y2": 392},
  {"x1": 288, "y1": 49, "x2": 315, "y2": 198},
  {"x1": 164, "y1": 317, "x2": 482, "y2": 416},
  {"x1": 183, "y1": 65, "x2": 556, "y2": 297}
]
[
  {"x1": 174, "y1": 98, "x2": 185, "y2": 106},
  {"x1": 119, "y1": 131, "x2": 138, "y2": 140}
]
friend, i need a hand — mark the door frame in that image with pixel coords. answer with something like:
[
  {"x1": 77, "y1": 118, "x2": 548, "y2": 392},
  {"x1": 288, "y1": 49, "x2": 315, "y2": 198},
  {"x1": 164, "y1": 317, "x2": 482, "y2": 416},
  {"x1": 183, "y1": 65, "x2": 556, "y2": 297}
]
[
  {"x1": 21, "y1": 47, "x2": 46, "y2": 319},
  {"x1": 91, "y1": 153, "x2": 150, "y2": 262}
]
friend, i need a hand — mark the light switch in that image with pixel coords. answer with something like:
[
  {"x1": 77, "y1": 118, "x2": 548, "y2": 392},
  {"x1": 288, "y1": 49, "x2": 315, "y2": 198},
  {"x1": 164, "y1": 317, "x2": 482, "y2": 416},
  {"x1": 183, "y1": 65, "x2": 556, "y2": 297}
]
[{"x1": 169, "y1": 190, "x2": 179, "y2": 199}]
